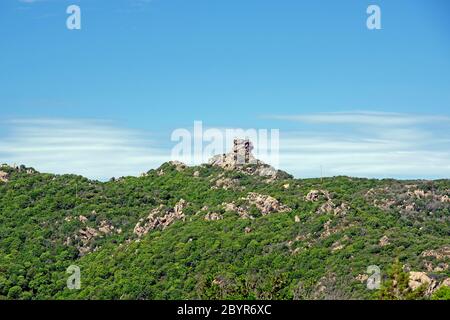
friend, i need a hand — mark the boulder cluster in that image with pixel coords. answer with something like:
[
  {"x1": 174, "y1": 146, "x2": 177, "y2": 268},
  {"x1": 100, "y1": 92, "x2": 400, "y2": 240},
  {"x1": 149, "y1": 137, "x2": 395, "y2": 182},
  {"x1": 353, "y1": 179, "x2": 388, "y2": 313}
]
[
  {"x1": 305, "y1": 189, "x2": 331, "y2": 202},
  {"x1": 211, "y1": 176, "x2": 242, "y2": 190},
  {"x1": 421, "y1": 246, "x2": 450, "y2": 272},
  {"x1": 367, "y1": 185, "x2": 450, "y2": 213},
  {"x1": 408, "y1": 271, "x2": 450, "y2": 296},
  {"x1": 222, "y1": 192, "x2": 291, "y2": 219},
  {"x1": 134, "y1": 199, "x2": 188, "y2": 237},
  {"x1": 245, "y1": 192, "x2": 292, "y2": 215},
  {"x1": 305, "y1": 189, "x2": 349, "y2": 216},
  {"x1": 64, "y1": 211, "x2": 119, "y2": 256},
  {"x1": 204, "y1": 212, "x2": 223, "y2": 221}
]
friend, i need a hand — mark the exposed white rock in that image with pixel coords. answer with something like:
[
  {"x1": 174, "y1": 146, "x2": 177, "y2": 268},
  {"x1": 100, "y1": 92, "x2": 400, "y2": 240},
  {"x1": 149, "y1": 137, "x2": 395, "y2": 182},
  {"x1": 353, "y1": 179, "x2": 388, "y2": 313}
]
[
  {"x1": 317, "y1": 200, "x2": 349, "y2": 216},
  {"x1": 221, "y1": 192, "x2": 291, "y2": 219},
  {"x1": 222, "y1": 201, "x2": 253, "y2": 219},
  {"x1": 134, "y1": 199, "x2": 188, "y2": 237},
  {"x1": 305, "y1": 189, "x2": 331, "y2": 202},
  {"x1": 421, "y1": 246, "x2": 450, "y2": 260},
  {"x1": 245, "y1": 192, "x2": 292, "y2": 215},
  {"x1": 408, "y1": 271, "x2": 432, "y2": 291},
  {"x1": 212, "y1": 177, "x2": 240, "y2": 190},
  {"x1": 208, "y1": 139, "x2": 282, "y2": 179},
  {"x1": 441, "y1": 278, "x2": 450, "y2": 288},
  {"x1": 71, "y1": 218, "x2": 119, "y2": 255},
  {"x1": 320, "y1": 219, "x2": 349, "y2": 239},
  {"x1": 433, "y1": 263, "x2": 449, "y2": 272},
  {"x1": 356, "y1": 274, "x2": 369, "y2": 283},
  {"x1": 379, "y1": 235, "x2": 390, "y2": 247},
  {"x1": 79, "y1": 226, "x2": 98, "y2": 242},
  {"x1": 173, "y1": 199, "x2": 187, "y2": 215},
  {"x1": 204, "y1": 212, "x2": 223, "y2": 221},
  {"x1": 0, "y1": 171, "x2": 9, "y2": 183},
  {"x1": 98, "y1": 220, "x2": 114, "y2": 234},
  {"x1": 331, "y1": 241, "x2": 345, "y2": 252},
  {"x1": 168, "y1": 160, "x2": 187, "y2": 171},
  {"x1": 209, "y1": 139, "x2": 257, "y2": 168}
]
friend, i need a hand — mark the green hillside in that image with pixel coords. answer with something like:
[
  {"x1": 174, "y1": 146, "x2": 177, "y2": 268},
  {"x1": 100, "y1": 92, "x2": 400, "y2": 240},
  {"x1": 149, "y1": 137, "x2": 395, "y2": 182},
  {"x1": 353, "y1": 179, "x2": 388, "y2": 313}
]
[{"x1": 0, "y1": 162, "x2": 449, "y2": 300}]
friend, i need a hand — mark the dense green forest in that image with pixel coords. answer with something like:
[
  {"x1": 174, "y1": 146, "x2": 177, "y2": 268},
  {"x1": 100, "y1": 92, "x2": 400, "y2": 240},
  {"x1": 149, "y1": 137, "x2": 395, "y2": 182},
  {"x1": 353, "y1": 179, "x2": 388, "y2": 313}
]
[{"x1": 0, "y1": 162, "x2": 449, "y2": 300}]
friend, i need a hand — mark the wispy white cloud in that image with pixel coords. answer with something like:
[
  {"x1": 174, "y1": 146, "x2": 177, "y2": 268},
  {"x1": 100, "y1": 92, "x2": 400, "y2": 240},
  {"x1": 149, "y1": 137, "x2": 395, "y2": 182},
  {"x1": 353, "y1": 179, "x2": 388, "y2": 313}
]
[
  {"x1": 1, "y1": 112, "x2": 449, "y2": 180},
  {"x1": 270, "y1": 111, "x2": 450, "y2": 126},
  {"x1": 272, "y1": 111, "x2": 450, "y2": 179},
  {"x1": 18, "y1": 0, "x2": 44, "y2": 3},
  {"x1": 0, "y1": 119, "x2": 169, "y2": 180}
]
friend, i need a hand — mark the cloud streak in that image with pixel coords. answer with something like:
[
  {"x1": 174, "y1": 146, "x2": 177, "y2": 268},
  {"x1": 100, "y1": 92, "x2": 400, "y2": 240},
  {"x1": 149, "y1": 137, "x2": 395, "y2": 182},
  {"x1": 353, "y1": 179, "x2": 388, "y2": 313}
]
[
  {"x1": 0, "y1": 119, "x2": 169, "y2": 180},
  {"x1": 270, "y1": 111, "x2": 450, "y2": 126},
  {"x1": 18, "y1": 0, "x2": 44, "y2": 3},
  {"x1": 273, "y1": 111, "x2": 450, "y2": 179},
  {"x1": 1, "y1": 112, "x2": 449, "y2": 180}
]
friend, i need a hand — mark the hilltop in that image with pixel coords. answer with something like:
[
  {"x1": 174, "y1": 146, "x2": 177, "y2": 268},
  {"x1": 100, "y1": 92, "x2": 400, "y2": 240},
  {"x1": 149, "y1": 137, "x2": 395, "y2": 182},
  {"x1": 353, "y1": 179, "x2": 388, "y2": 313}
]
[{"x1": 0, "y1": 143, "x2": 449, "y2": 300}]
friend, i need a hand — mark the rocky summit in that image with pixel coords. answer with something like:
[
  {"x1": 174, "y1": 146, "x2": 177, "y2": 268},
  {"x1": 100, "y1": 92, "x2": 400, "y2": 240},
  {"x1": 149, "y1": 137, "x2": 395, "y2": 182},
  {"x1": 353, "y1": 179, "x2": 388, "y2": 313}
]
[
  {"x1": 0, "y1": 145, "x2": 449, "y2": 300},
  {"x1": 208, "y1": 138, "x2": 291, "y2": 180}
]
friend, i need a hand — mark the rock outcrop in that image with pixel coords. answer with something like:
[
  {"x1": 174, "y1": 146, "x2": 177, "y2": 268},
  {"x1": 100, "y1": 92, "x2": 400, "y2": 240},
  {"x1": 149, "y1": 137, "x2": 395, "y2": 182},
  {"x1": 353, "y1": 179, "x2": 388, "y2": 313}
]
[
  {"x1": 209, "y1": 139, "x2": 257, "y2": 168},
  {"x1": 204, "y1": 212, "x2": 223, "y2": 221},
  {"x1": 420, "y1": 246, "x2": 450, "y2": 272},
  {"x1": 246, "y1": 192, "x2": 292, "y2": 215},
  {"x1": 134, "y1": 199, "x2": 188, "y2": 237},
  {"x1": 407, "y1": 271, "x2": 450, "y2": 296},
  {"x1": 331, "y1": 240, "x2": 345, "y2": 252},
  {"x1": 98, "y1": 220, "x2": 116, "y2": 234},
  {"x1": 222, "y1": 192, "x2": 291, "y2": 219},
  {"x1": 408, "y1": 271, "x2": 438, "y2": 296},
  {"x1": 366, "y1": 185, "x2": 450, "y2": 214},
  {"x1": 212, "y1": 177, "x2": 241, "y2": 190},
  {"x1": 304, "y1": 190, "x2": 348, "y2": 216},
  {"x1": 319, "y1": 219, "x2": 351, "y2": 239},
  {"x1": 379, "y1": 235, "x2": 390, "y2": 247},
  {"x1": 66, "y1": 217, "x2": 119, "y2": 256},
  {"x1": 421, "y1": 246, "x2": 450, "y2": 260},
  {"x1": 305, "y1": 190, "x2": 331, "y2": 202},
  {"x1": 441, "y1": 278, "x2": 450, "y2": 288},
  {"x1": 79, "y1": 226, "x2": 99, "y2": 243},
  {"x1": 355, "y1": 274, "x2": 369, "y2": 283},
  {"x1": 317, "y1": 201, "x2": 349, "y2": 216},
  {"x1": 168, "y1": 161, "x2": 187, "y2": 171},
  {"x1": 76, "y1": 227, "x2": 99, "y2": 255},
  {"x1": 0, "y1": 171, "x2": 9, "y2": 183},
  {"x1": 208, "y1": 139, "x2": 287, "y2": 179},
  {"x1": 223, "y1": 202, "x2": 253, "y2": 219},
  {"x1": 321, "y1": 220, "x2": 334, "y2": 238}
]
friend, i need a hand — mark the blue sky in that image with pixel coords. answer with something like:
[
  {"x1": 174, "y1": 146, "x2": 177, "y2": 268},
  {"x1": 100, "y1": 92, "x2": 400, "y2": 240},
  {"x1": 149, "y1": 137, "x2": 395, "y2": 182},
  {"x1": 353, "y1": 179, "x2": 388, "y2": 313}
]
[{"x1": 1, "y1": 0, "x2": 449, "y2": 180}]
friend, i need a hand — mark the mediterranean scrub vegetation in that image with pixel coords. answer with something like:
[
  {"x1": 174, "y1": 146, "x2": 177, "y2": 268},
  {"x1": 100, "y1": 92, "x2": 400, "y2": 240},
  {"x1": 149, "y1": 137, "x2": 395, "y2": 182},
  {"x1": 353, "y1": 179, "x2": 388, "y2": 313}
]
[{"x1": 0, "y1": 162, "x2": 449, "y2": 300}]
